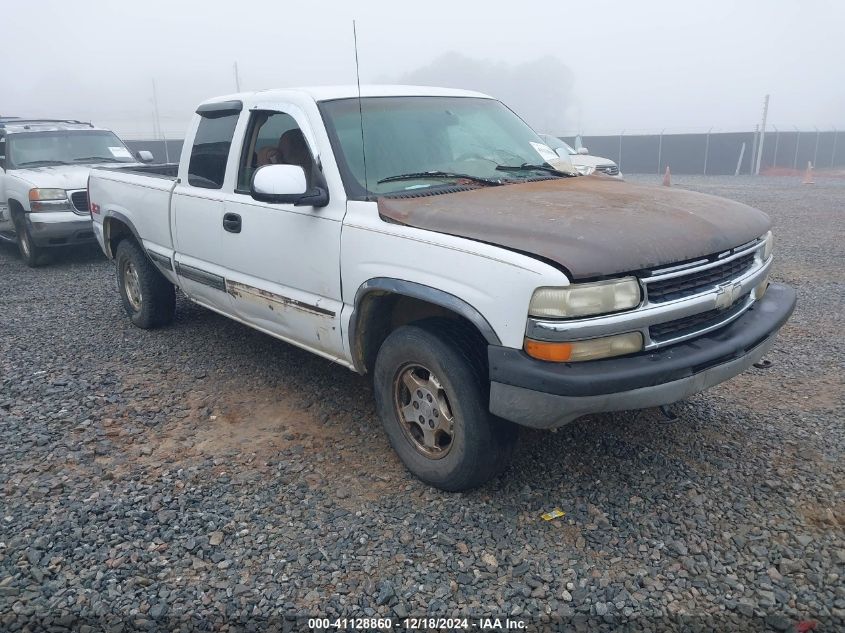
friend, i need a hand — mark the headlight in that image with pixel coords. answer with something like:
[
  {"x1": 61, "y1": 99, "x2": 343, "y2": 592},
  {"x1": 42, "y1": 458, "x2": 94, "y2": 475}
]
[
  {"x1": 575, "y1": 165, "x2": 595, "y2": 176},
  {"x1": 28, "y1": 188, "x2": 72, "y2": 212},
  {"x1": 524, "y1": 332, "x2": 643, "y2": 362},
  {"x1": 529, "y1": 277, "x2": 641, "y2": 319},
  {"x1": 761, "y1": 230, "x2": 773, "y2": 261}
]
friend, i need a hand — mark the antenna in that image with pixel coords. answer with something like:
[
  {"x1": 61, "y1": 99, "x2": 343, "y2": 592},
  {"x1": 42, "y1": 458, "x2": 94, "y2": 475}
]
[
  {"x1": 353, "y1": 20, "x2": 369, "y2": 197},
  {"x1": 233, "y1": 62, "x2": 241, "y2": 92}
]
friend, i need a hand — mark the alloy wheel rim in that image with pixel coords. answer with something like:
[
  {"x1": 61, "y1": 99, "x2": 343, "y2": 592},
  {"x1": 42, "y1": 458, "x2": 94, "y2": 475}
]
[
  {"x1": 393, "y1": 363, "x2": 455, "y2": 459},
  {"x1": 123, "y1": 261, "x2": 143, "y2": 311}
]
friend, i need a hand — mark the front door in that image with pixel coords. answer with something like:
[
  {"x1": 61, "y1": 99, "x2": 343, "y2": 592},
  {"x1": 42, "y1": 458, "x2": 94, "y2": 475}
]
[{"x1": 221, "y1": 106, "x2": 346, "y2": 362}]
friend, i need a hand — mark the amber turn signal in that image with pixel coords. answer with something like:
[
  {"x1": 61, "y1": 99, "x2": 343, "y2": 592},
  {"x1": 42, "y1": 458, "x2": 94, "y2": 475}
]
[
  {"x1": 524, "y1": 339, "x2": 573, "y2": 362},
  {"x1": 524, "y1": 332, "x2": 644, "y2": 362}
]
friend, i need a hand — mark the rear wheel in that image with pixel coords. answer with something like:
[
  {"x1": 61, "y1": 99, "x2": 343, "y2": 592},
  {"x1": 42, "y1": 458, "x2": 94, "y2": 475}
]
[
  {"x1": 13, "y1": 213, "x2": 45, "y2": 267},
  {"x1": 374, "y1": 320, "x2": 517, "y2": 491},
  {"x1": 115, "y1": 239, "x2": 176, "y2": 329}
]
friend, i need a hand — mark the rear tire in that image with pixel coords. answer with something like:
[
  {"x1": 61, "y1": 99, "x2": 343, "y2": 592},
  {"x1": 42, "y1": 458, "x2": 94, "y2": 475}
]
[
  {"x1": 373, "y1": 319, "x2": 518, "y2": 491},
  {"x1": 115, "y1": 239, "x2": 175, "y2": 329},
  {"x1": 13, "y1": 213, "x2": 45, "y2": 267}
]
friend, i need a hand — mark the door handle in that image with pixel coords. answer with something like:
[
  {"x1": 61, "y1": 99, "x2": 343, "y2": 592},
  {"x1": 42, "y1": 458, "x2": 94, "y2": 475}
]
[{"x1": 223, "y1": 212, "x2": 242, "y2": 233}]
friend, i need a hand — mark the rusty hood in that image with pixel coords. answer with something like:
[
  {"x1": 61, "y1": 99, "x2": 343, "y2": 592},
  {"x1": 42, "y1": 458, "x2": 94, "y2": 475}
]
[{"x1": 377, "y1": 177, "x2": 771, "y2": 279}]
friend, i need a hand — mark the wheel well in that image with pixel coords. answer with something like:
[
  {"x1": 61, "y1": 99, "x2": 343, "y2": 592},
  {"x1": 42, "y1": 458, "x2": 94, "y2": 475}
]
[
  {"x1": 104, "y1": 217, "x2": 135, "y2": 258},
  {"x1": 354, "y1": 292, "x2": 489, "y2": 376},
  {"x1": 8, "y1": 198, "x2": 24, "y2": 217}
]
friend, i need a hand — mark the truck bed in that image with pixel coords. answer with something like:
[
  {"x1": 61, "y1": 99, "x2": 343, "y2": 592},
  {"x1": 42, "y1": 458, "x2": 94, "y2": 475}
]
[
  {"x1": 105, "y1": 163, "x2": 179, "y2": 179},
  {"x1": 88, "y1": 165, "x2": 178, "y2": 254}
]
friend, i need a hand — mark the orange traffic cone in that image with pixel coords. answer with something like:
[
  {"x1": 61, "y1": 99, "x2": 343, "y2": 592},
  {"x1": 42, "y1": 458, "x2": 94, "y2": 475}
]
[
  {"x1": 662, "y1": 166, "x2": 671, "y2": 186},
  {"x1": 802, "y1": 161, "x2": 815, "y2": 184}
]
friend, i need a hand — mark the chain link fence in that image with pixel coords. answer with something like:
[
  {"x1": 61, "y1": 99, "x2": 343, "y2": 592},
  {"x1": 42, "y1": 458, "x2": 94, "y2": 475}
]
[{"x1": 557, "y1": 129, "x2": 841, "y2": 175}]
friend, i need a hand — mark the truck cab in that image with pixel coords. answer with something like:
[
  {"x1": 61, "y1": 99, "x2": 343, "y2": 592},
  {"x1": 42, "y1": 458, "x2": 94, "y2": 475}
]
[
  {"x1": 0, "y1": 119, "x2": 144, "y2": 266},
  {"x1": 88, "y1": 86, "x2": 795, "y2": 490}
]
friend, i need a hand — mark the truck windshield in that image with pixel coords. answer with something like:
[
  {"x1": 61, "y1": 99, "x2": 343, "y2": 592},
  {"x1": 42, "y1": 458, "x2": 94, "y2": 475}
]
[
  {"x1": 8, "y1": 130, "x2": 136, "y2": 168},
  {"x1": 319, "y1": 96, "x2": 575, "y2": 198}
]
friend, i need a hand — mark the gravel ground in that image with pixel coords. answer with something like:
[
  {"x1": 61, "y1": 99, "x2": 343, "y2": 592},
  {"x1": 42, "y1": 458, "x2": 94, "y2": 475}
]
[{"x1": 1, "y1": 175, "x2": 843, "y2": 631}]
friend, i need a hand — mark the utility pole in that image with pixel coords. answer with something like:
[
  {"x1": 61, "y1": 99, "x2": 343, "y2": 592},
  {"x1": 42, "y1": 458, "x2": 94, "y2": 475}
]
[
  {"x1": 656, "y1": 129, "x2": 664, "y2": 175},
  {"x1": 792, "y1": 127, "x2": 801, "y2": 170},
  {"x1": 754, "y1": 94, "x2": 769, "y2": 175},
  {"x1": 233, "y1": 62, "x2": 241, "y2": 92},
  {"x1": 152, "y1": 80, "x2": 169, "y2": 163},
  {"x1": 832, "y1": 128, "x2": 838, "y2": 168},
  {"x1": 750, "y1": 125, "x2": 759, "y2": 175},
  {"x1": 618, "y1": 130, "x2": 623, "y2": 172},
  {"x1": 813, "y1": 127, "x2": 820, "y2": 168},
  {"x1": 703, "y1": 127, "x2": 712, "y2": 175},
  {"x1": 772, "y1": 126, "x2": 779, "y2": 168}
]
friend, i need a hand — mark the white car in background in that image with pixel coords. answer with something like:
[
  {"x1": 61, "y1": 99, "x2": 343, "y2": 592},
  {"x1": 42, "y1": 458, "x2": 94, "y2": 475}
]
[
  {"x1": 0, "y1": 118, "x2": 151, "y2": 266},
  {"x1": 539, "y1": 133, "x2": 623, "y2": 179}
]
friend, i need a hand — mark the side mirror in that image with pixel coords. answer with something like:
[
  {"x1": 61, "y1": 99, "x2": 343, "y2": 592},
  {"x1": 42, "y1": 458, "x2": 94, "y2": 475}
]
[
  {"x1": 137, "y1": 150, "x2": 155, "y2": 163},
  {"x1": 577, "y1": 147, "x2": 589, "y2": 155},
  {"x1": 250, "y1": 164, "x2": 329, "y2": 207}
]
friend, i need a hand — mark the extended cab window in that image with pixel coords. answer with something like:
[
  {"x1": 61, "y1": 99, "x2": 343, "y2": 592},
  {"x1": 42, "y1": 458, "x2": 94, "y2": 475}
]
[
  {"x1": 237, "y1": 111, "x2": 317, "y2": 191},
  {"x1": 188, "y1": 112, "x2": 239, "y2": 189}
]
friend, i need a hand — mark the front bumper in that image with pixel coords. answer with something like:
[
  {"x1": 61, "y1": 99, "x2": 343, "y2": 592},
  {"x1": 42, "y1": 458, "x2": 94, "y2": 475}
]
[
  {"x1": 25, "y1": 211, "x2": 95, "y2": 247},
  {"x1": 488, "y1": 282, "x2": 796, "y2": 428}
]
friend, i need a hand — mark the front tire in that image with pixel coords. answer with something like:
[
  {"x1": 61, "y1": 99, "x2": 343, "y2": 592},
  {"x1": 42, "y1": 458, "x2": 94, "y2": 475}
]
[
  {"x1": 115, "y1": 239, "x2": 176, "y2": 329},
  {"x1": 13, "y1": 214, "x2": 45, "y2": 267},
  {"x1": 373, "y1": 320, "x2": 518, "y2": 491}
]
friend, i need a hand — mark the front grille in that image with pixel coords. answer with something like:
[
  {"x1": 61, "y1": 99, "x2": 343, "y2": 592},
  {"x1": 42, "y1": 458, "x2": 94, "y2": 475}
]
[
  {"x1": 650, "y1": 294, "x2": 749, "y2": 342},
  {"x1": 70, "y1": 191, "x2": 89, "y2": 215},
  {"x1": 596, "y1": 164, "x2": 619, "y2": 176},
  {"x1": 646, "y1": 252, "x2": 755, "y2": 303}
]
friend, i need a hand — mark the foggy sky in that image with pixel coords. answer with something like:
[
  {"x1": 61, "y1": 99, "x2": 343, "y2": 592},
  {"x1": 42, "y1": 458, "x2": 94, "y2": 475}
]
[{"x1": 3, "y1": 0, "x2": 843, "y2": 140}]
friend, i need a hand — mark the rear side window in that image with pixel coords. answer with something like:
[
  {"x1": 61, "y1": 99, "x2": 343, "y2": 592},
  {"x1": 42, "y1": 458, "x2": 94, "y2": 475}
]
[{"x1": 188, "y1": 113, "x2": 239, "y2": 189}]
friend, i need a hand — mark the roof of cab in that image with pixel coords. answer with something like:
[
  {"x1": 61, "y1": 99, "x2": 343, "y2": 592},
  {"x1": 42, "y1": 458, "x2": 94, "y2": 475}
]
[{"x1": 198, "y1": 85, "x2": 494, "y2": 108}]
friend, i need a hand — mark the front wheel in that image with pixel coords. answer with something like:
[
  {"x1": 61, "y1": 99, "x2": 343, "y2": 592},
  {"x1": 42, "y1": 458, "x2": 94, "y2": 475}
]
[
  {"x1": 13, "y1": 214, "x2": 45, "y2": 267},
  {"x1": 373, "y1": 321, "x2": 517, "y2": 491},
  {"x1": 115, "y1": 239, "x2": 176, "y2": 329}
]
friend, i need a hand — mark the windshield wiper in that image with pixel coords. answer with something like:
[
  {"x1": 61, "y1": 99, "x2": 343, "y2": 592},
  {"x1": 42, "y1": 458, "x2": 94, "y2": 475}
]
[
  {"x1": 16, "y1": 160, "x2": 68, "y2": 167},
  {"x1": 377, "y1": 171, "x2": 502, "y2": 186},
  {"x1": 495, "y1": 163, "x2": 575, "y2": 177},
  {"x1": 73, "y1": 156, "x2": 122, "y2": 163}
]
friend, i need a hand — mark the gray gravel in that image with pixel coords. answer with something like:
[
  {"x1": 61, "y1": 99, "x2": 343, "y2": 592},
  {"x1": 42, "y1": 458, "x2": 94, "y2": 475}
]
[{"x1": 1, "y1": 175, "x2": 843, "y2": 631}]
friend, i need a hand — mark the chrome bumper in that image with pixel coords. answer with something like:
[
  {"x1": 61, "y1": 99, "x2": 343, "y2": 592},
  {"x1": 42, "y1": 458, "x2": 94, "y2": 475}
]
[{"x1": 26, "y1": 212, "x2": 95, "y2": 247}]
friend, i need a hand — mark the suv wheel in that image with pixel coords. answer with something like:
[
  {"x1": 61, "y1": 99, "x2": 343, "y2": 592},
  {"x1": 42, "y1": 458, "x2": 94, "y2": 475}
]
[
  {"x1": 373, "y1": 320, "x2": 517, "y2": 491},
  {"x1": 13, "y1": 214, "x2": 45, "y2": 267},
  {"x1": 115, "y1": 239, "x2": 176, "y2": 329}
]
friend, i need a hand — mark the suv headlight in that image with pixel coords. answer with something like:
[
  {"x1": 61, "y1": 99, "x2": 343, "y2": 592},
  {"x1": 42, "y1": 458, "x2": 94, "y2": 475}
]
[
  {"x1": 529, "y1": 277, "x2": 641, "y2": 319},
  {"x1": 29, "y1": 188, "x2": 72, "y2": 212},
  {"x1": 761, "y1": 230, "x2": 773, "y2": 261}
]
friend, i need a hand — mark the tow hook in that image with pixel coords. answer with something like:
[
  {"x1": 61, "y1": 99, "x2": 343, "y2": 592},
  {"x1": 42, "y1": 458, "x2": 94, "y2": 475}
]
[
  {"x1": 659, "y1": 405, "x2": 679, "y2": 421},
  {"x1": 753, "y1": 359, "x2": 773, "y2": 369}
]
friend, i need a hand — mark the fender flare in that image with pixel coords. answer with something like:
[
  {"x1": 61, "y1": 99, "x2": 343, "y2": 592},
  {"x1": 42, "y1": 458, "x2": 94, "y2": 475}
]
[
  {"x1": 101, "y1": 210, "x2": 143, "y2": 259},
  {"x1": 348, "y1": 277, "x2": 501, "y2": 373}
]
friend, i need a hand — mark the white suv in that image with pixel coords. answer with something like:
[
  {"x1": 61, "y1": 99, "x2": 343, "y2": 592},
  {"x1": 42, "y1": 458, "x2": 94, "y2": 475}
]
[
  {"x1": 0, "y1": 119, "x2": 147, "y2": 266},
  {"x1": 539, "y1": 133, "x2": 623, "y2": 179}
]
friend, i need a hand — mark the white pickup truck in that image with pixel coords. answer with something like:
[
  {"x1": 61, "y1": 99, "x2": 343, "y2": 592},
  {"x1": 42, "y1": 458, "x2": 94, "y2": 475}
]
[
  {"x1": 88, "y1": 86, "x2": 795, "y2": 490},
  {"x1": 0, "y1": 118, "x2": 149, "y2": 266}
]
